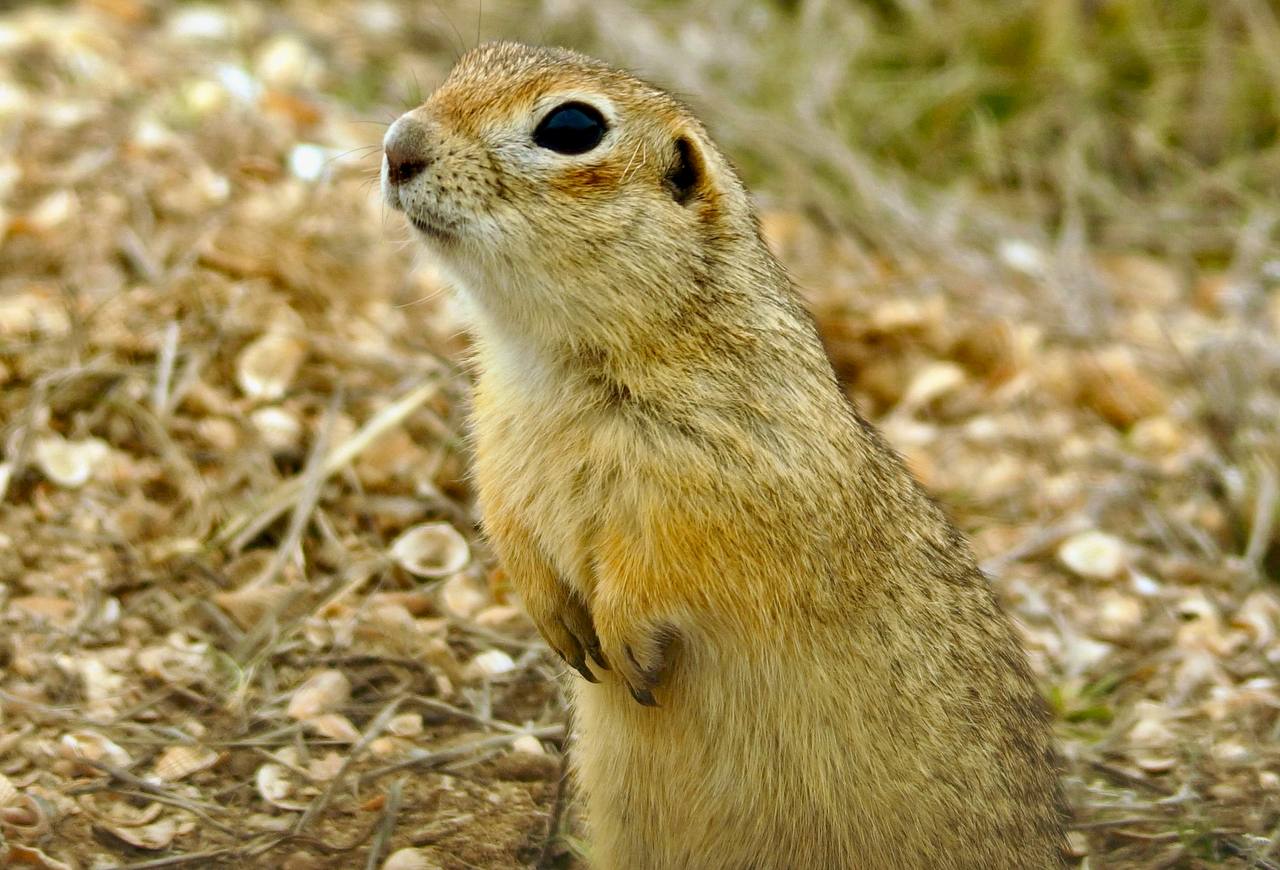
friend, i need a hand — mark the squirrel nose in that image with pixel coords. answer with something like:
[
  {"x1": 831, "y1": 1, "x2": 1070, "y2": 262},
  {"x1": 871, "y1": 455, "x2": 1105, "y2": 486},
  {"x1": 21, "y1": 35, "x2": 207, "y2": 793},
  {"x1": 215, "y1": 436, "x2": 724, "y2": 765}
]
[{"x1": 384, "y1": 116, "x2": 430, "y2": 186}]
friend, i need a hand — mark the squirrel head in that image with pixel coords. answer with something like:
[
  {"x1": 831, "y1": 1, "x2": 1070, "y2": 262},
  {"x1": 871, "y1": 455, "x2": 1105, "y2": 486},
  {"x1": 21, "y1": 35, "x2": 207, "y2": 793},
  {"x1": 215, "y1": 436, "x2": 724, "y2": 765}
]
[{"x1": 383, "y1": 41, "x2": 766, "y2": 359}]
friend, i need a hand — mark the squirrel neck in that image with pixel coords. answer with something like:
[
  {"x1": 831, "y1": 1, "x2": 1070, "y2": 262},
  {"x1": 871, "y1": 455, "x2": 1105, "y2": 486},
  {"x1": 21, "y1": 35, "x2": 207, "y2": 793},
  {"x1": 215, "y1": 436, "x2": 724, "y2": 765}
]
[{"x1": 467, "y1": 246, "x2": 846, "y2": 430}]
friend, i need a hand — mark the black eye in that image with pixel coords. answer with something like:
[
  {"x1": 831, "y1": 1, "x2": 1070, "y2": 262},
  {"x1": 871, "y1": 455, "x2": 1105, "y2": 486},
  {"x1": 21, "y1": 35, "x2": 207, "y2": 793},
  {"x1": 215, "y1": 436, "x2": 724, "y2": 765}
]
[{"x1": 533, "y1": 102, "x2": 607, "y2": 155}]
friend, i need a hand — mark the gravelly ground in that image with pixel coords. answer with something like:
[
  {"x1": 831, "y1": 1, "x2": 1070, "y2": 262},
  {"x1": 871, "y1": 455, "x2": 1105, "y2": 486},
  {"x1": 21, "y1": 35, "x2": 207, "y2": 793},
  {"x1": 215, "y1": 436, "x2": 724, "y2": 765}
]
[{"x1": 0, "y1": 2, "x2": 1278, "y2": 868}]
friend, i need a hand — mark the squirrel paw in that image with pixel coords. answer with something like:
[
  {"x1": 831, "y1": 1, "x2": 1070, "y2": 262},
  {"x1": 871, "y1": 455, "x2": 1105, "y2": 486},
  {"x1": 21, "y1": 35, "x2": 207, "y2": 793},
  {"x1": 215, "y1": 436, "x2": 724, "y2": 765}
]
[
  {"x1": 528, "y1": 592, "x2": 606, "y2": 683},
  {"x1": 603, "y1": 622, "x2": 678, "y2": 707}
]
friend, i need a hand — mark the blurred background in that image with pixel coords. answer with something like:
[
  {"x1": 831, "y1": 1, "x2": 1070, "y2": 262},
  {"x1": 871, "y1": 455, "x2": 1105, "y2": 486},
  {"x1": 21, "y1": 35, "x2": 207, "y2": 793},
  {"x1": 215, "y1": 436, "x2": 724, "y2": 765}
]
[{"x1": 0, "y1": 1, "x2": 1277, "y2": 867}]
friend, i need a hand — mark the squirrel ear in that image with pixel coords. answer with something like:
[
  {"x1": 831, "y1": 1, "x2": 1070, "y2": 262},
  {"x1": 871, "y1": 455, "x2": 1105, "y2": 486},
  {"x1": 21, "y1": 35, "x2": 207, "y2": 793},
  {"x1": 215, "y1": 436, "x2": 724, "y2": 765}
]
[{"x1": 666, "y1": 136, "x2": 703, "y2": 205}]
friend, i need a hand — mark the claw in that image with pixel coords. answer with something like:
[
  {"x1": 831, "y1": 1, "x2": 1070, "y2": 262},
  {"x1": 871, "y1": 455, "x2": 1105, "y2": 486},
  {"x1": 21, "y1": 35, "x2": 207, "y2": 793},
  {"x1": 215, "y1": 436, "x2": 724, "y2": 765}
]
[
  {"x1": 568, "y1": 655, "x2": 599, "y2": 683},
  {"x1": 587, "y1": 641, "x2": 610, "y2": 671},
  {"x1": 628, "y1": 684, "x2": 659, "y2": 707},
  {"x1": 625, "y1": 644, "x2": 661, "y2": 687}
]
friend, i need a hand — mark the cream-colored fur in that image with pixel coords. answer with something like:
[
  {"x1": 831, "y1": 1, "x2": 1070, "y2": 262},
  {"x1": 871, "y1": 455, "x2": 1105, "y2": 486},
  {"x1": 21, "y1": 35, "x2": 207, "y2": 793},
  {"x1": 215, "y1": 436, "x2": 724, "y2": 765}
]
[{"x1": 383, "y1": 41, "x2": 1067, "y2": 869}]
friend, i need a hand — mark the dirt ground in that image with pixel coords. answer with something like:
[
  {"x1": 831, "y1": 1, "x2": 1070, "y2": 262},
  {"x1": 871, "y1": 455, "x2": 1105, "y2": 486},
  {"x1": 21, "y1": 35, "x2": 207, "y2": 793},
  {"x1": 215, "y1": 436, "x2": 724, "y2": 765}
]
[{"x1": 1, "y1": 1, "x2": 1278, "y2": 868}]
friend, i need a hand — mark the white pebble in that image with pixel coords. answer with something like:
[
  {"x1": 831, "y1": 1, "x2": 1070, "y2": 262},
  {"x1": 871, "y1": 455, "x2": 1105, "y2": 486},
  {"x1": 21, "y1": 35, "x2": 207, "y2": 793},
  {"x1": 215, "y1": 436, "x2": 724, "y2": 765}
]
[
  {"x1": 1057, "y1": 530, "x2": 1127, "y2": 580},
  {"x1": 215, "y1": 64, "x2": 261, "y2": 104},
  {"x1": 256, "y1": 36, "x2": 314, "y2": 89},
  {"x1": 168, "y1": 6, "x2": 234, "y2": 41},
  {"x1": 511, "y1": 734, "x2": 545, "y2": 756},
  {"x1": 390, "y1": 522, "x2": 470, "y2": 579},
  {"x1": 470, "y1": 649, "x2": 516, "y2": 677},
  {"x1": 998, "y1": 239, "x2": 1046, "y2": 276},
  {"x1": 288, "y1": 144, "x2": 329, "y2": 182},
  {"x1": 250, "y1": 406, "x2": 303, "y2": 454},
  {"x1": 33, "y1": 435, "x2": 110, "y2": 489}
]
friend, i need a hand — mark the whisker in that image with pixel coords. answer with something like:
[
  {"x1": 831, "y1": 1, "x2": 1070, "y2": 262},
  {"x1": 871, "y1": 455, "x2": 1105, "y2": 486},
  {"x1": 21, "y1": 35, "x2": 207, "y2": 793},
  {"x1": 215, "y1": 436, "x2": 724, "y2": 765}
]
[
  {"x1": 423, "y1": 0, "x2": 465, "y2": 62},
  {"x1": 621, "y1": 141, "x2": 643, "y2": 185},
  {"x1": 395, "y1": 285, "x2": 449, "y2": 309},
  {"x1": 324, "y1": 145, "x2": 381, "y2": 169}
]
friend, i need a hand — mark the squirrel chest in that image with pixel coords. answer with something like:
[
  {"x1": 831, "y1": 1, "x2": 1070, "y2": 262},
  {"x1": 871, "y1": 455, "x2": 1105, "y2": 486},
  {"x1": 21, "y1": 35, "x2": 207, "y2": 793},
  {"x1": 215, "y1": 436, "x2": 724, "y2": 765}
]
[{"x1": 471, "y1": 351, "x2": 671, "y2": 606}]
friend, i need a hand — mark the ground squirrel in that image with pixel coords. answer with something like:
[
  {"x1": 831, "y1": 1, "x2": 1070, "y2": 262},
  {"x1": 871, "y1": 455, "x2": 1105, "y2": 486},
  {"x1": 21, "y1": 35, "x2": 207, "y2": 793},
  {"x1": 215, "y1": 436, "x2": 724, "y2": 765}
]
[{"x1": 383, "y1": 41, "x2": 1067, "y2": 869}]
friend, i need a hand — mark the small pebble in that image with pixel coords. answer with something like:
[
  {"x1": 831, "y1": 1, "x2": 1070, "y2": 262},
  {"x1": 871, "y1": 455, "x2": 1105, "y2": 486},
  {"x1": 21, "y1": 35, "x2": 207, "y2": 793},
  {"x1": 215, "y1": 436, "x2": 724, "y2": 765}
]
[
  {"x1": 1057, "y1": 530, "x2": 1127, "y2": 580},
  {"x1": 470, "y1": 649, "x2": 516, "y2": 677}
]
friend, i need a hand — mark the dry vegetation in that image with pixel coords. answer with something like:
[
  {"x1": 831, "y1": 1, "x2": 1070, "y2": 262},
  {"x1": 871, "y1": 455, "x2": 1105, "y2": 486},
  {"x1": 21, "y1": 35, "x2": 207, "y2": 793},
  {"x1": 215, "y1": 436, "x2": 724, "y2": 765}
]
[{"x1": 0, "y1": 0, "x2": 1278, "y2": 868}]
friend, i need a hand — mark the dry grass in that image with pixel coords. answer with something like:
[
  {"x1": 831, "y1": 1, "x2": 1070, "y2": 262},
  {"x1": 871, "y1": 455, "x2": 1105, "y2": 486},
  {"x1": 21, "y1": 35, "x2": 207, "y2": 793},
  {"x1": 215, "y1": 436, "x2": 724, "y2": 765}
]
[{"x1": 0, "y1": 1, "x2": 1277, "y2": 868}]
